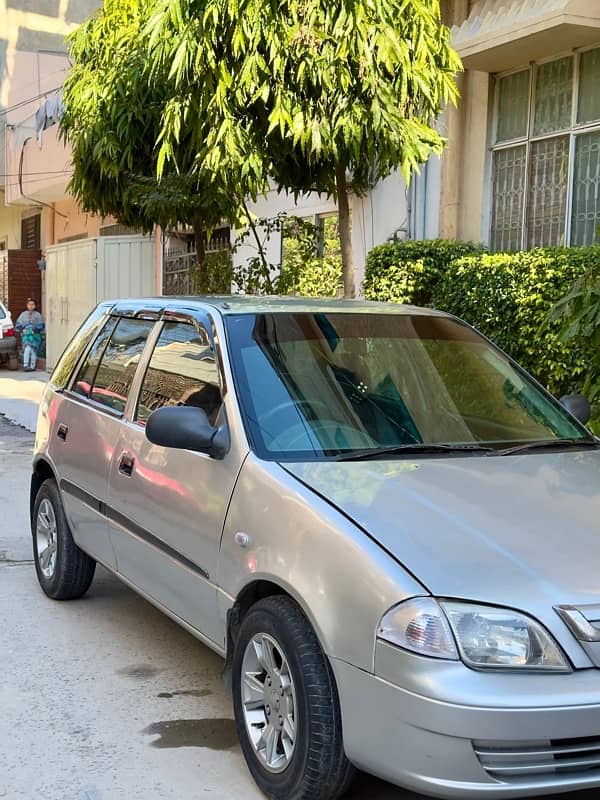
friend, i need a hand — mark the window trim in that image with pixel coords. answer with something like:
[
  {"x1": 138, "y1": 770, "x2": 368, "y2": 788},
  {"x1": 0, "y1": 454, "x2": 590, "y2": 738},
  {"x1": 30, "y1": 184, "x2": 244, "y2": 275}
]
[
  {"x1": 490, "y1": 44, "x2": 600, "y2": 250},
  {"x1": 63, "y1": 388, "x2": 126, "y2": 420},
  {"x1": 124, "y1": 318, "x2": 165, "y2": 424}
]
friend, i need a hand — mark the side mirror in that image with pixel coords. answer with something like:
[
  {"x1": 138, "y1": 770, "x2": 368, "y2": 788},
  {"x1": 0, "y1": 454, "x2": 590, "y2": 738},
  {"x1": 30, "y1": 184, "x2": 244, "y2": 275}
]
[
  {"x1": 560, "y1": 393, "x2": 592, "y2": 426},
  {"x1": 145, "y1": 405, "x2": 229, "y2": 458}
]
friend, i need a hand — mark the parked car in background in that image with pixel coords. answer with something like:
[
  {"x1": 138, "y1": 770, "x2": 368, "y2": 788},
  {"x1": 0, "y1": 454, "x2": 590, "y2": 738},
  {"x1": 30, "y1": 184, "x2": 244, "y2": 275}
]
[
  {"x1": 0, "y1": 300, "x2": 18, "y2": 370},
  {"x1": 30, "y1": 296, "x2": 600, "y2": 800}
]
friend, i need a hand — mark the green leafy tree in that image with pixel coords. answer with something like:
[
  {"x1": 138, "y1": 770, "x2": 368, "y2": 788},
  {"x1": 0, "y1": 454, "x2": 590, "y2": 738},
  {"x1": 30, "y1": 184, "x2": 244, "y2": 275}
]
[
  {"x1": 148, "y1": 0, "x2": 461, "y2": 297},
  {"x1": 61, "y1": 0, "x2": 261, "y2": 291}
]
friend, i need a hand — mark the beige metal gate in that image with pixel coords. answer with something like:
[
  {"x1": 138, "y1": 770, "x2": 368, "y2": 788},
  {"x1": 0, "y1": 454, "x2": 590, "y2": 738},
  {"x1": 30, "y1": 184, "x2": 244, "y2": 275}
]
[{"x1": 45, "y1": 235, "x2": 156, "y2": 368}]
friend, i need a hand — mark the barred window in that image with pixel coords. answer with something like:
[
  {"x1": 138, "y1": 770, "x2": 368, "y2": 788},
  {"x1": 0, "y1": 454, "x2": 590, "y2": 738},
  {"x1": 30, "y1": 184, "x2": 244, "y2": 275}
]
[{"x1": 490, "y1": 47, "x2": 600, "y2": 251}]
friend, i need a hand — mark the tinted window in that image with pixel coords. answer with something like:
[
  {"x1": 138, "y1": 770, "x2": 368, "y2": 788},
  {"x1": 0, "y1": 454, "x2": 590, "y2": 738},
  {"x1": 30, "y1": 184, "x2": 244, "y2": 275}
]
[
  {"x1": 137, "y1": 321, "x2": 222, "y2": 425},
  {"x1": 0, "y1": 304, "x2": 6, "y2": 321},
  {"x1": 225, "y1": 312, "x2": 587, "y2": 460},
  {"x1": 71, "y1": 316, "x2": 118, "y2": 398},
  {"x1": 52, "y1": 306, "x2": 110, "y2": 390},
  {"x1": 91, "y1": 318, "x2": 155, "y2": 413}
]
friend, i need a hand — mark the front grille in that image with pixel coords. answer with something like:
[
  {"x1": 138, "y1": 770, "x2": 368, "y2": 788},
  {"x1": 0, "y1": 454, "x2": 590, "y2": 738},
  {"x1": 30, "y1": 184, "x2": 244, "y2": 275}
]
[{"x1": 474, "y1": 737, "x2": 600, "y2": 779}]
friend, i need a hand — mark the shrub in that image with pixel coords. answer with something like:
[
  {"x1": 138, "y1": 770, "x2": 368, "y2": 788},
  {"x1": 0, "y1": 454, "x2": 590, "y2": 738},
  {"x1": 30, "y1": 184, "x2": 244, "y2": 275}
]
[
  {"x1": 432, "y1": 247, "x2": 600, "y2": 400},
  {"x1": 363, "y1": 239, "x2": 484, "y2": 306},
  {"x1": 293, "y1": 255, "x2": 343, "y2": 297},
  {"x1": 278, "y1": 215, "x2": 343, "y2": 297},
  {"x1": 550, "y1": 254, "x2": 600, "y2": 405}
]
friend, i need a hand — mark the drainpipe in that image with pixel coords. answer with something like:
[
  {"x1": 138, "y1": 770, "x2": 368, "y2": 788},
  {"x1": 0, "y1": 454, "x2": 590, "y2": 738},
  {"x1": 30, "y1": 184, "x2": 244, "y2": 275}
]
[{"x1": 154, "y1": 225, "x2": 163, "y2": 295}]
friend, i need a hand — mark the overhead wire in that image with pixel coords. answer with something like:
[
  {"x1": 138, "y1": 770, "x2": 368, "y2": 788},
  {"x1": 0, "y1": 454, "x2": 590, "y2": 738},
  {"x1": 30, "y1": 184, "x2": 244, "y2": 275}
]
[
  {"x1": 0, "y1": 86, "x2": 62, "y2": 121},
  {"x1": 1, "y1": 169, "x2": 72, "y2": 179}
]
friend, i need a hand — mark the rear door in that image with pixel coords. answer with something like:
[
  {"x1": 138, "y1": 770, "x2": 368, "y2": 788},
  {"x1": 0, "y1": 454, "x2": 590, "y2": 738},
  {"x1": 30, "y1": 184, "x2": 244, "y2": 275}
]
[
  {"x1": 54, "y1": 314, "x2": 155, "y2": 568},
  {"x1": 106, "y1": 312, "x2": 244, "y2": 647}
]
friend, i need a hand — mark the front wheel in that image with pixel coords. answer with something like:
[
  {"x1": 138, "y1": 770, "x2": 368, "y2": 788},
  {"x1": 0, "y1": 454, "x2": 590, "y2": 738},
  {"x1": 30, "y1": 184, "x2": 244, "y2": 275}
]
[
  {"x1": 232, "y1": 595, "x2": 354, "y2": 800},
  {"x1": 32, "y1": 478, "x2": 96, "y2": 600}
]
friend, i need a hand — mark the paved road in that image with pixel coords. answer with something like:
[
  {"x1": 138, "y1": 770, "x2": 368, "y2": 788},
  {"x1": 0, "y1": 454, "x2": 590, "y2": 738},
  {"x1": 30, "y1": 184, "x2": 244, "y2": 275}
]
[{"x1": 1, "y1": 414, "x2": 597, "y2": 800}]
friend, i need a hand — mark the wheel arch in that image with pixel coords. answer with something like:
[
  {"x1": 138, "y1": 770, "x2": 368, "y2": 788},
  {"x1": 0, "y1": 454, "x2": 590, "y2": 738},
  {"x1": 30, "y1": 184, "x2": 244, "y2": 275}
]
[
  {"x1": 223, "y1": 577, "x2": 323, "y2": 691},
  {"x1": 30, "y1": 457, "x2": 58, "y2": 522}
]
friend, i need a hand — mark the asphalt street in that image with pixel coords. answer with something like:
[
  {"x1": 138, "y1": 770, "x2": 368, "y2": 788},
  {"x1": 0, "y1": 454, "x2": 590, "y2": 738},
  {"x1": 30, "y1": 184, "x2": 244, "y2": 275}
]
[{"x1": 0, "y1": 412, "x2": 598, "y2": 800}]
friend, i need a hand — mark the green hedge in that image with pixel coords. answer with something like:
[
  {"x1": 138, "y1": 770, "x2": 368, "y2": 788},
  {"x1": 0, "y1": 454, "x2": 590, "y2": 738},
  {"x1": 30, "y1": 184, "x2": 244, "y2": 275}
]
[
  {"x1": 431, "y1": 247, "x2": 600, "y2": 400},
  {"x1": 363, "y1": 239, "x2": 484, "y2": 306}
]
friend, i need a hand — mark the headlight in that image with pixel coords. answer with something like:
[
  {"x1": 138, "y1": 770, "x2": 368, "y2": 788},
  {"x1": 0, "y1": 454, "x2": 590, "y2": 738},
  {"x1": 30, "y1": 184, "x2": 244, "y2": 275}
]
[
  {"x1": 378, "y1": 598, "x2": 570, "y2": 671},
  {"x1": 440, "y1": 601, "x2": 570, "y2": 671}
]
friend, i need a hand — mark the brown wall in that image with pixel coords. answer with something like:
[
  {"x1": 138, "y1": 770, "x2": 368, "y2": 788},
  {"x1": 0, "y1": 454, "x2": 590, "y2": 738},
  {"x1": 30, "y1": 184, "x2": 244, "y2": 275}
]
[{"x1": 4, "y1": 249, "x2": 42, "y2": 320}]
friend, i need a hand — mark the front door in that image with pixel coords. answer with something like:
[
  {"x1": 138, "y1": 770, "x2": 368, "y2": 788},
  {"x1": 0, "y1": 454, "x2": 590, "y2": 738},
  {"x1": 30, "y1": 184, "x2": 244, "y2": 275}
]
[{"x1": 107, "y1": 317, "x2": 243, "y2": 647}]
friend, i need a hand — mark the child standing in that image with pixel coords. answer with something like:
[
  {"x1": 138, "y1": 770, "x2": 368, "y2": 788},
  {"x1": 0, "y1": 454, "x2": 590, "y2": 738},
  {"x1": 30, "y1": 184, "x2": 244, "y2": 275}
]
[{"x1": 15, "y1": 298, "x2": 45, "y2": 372}]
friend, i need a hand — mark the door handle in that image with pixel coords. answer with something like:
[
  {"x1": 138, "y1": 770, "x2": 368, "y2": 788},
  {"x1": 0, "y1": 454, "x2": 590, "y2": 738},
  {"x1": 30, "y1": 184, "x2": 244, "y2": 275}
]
[
  {"x1": 118, "y1": 453, "x2": 135, "y2": 477},
  {"x1": 57, "y1": 424, "x2": 68, "y2": 441}
]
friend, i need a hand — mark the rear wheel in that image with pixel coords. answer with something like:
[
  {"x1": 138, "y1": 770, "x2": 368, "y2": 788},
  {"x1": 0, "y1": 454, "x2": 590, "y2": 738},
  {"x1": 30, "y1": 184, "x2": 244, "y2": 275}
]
[
  {"x1": 232, "y1": 595, "x2": 354, "y2": 800},
  {"x1": 32, "y1": 479, "x2": 96, "y2": 599},
  {"x1": 8, "y1": 354, "x2": 18, "y2": 370}
]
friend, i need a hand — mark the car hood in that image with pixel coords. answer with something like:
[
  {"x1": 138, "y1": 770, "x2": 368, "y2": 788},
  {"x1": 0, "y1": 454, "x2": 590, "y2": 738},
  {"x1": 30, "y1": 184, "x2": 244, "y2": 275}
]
[{"x1": 284, "y1": 451, "x2": 600, "y2": 610}]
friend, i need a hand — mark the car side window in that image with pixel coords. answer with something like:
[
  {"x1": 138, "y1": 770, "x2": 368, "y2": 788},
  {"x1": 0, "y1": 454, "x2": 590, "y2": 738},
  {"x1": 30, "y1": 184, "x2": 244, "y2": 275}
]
[
  {"x1": 52, "y1": 306, "x2": 112, "y2": 390},
  {"x1": 90, "y1": 318, "x2": 155, "y2": 413},
  {"x1": 136, "y1": 321, "x2": 223, "y2": 426},
  {"x1": 71, "y1": 316, "x2": 118, "y2": 399}
]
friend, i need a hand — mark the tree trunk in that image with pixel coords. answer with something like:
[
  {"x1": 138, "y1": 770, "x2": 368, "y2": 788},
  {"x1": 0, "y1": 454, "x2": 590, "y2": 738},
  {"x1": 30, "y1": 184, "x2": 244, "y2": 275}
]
[
  {"x1": 335, "y1": 162, "x2": 356, "y2": 299},
  {"x1": 242, "y1": 199, "x2": 273, "y2": 293},
  {"x1": 192, "y1": 218, "x2": 208, "y2": 293}
]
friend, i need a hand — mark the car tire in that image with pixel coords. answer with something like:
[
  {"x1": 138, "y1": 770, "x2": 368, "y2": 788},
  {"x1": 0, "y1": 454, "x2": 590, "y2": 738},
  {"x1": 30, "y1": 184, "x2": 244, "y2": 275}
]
[
  {"x1": 32, "y1": 478, "x2": 96, "y2": 600},
  {"x1": 232, "y1": 595, "x2": 355, "y2": 800},
  {"x1": 8, "y1": 354, "x2": 18, "y2": 370}
]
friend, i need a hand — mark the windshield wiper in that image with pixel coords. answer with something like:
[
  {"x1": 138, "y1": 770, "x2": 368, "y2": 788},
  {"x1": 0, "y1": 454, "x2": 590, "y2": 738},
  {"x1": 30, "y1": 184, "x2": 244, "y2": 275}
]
[
  {"x1": 496, "y1": 438, "x2": 600, "y2": 456},
  {"x1": 335, "y1": 443, "x2": 495, "y2": 461}
]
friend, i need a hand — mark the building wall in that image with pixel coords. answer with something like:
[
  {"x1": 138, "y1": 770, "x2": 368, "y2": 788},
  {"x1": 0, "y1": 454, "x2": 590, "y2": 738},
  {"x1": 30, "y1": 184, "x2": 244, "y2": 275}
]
[
  {"x1": 5, "y1": 123, "x2": 72, "y2": 205},
  {"x1": 0, "y1": 189, "x2": 26, "y2": 248},
  {"x1": 234, "y1": 171, "x2": 411, "y2": 290},
  {"x1": 44, "y1": 196, "x2": 106, "y2": 245},
  {"x1": 0, "y1": 1, "x2": 100, "y2": 210},
  {"x1": 444, "y1": 0, "x2": 600, "y2": 247}
]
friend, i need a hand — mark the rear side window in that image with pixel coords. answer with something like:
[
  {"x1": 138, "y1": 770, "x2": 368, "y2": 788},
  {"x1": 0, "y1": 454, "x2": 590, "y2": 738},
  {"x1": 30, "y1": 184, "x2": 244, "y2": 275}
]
[
  {"x1": 136, "y1": 321, "x2": 222, "y2": 425},
  {"x1": 72, "y1": 317, "x2": 154, "y2": 414},
  {"x1": 51, "y1": 306, "x2": 110, "y2": 390},
  {"x1": 91, "y1": 318, "x2": 155, "y2": 413},
  {"x1": 71, "y1": 317, "x2": 118, "y2": 399}
]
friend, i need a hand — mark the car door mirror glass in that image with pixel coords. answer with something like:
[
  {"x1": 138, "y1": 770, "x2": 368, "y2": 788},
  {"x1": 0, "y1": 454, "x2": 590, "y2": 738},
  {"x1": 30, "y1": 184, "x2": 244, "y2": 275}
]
[
  {"x1": 560, "y1": 393, "x2": 592, "y2": 425},
  {"x1": 145, "y1": 405, "x2": 229, "y2": 457}
]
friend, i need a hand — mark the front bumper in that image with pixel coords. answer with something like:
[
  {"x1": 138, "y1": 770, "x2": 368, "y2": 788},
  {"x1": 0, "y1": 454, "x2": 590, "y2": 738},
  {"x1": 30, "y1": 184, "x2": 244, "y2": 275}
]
[{"x1": 332, "y1": 643, "x2": 600, "y2": 798}]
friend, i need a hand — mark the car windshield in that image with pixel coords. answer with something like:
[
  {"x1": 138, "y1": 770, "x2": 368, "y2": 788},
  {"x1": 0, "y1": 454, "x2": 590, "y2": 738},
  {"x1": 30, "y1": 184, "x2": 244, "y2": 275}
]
[
  {"x1": 225, "y1": 312, "x2": 590, "y2": 460},
  {"x1": 0, "y1": 304, "x2": 6, "y2": 320}
]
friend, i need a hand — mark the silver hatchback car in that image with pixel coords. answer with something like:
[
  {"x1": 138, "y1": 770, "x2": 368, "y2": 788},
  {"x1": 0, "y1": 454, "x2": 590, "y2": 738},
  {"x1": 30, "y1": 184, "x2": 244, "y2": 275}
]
[{"x1": 32, "y1": 296, "x2": 600, "y2": 800}]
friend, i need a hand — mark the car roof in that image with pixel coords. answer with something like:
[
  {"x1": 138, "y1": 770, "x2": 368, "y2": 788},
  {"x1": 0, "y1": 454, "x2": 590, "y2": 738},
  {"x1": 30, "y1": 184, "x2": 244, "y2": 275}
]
[{"x1": 104, "y1": 295, "x2": 450, "y2": 318}]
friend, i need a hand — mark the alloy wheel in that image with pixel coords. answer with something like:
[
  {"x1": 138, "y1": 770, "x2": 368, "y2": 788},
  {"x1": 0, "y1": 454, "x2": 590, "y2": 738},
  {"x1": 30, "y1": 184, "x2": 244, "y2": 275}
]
[
  {"x1": 241, "y1": 632, "x2": 297, "y2": 773},
  {"x1": 36, "y1": 498, "x2": 58, "y2": 578}
]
